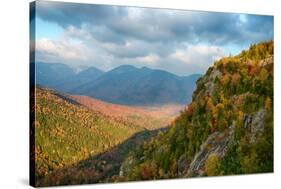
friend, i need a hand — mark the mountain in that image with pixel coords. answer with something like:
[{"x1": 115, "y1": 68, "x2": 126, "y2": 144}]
[
  {"x1": 33, "y1": 87, "x2": 142, "y2": 186},
  {"x1": 34, "y1": 87, "x2": 183, "y2": 186},
  {"x1": 34, "y1": 62, "x2": 201, "y2": 106},
  {"x1": 35, "y1": 62, "x2": 76, "y2": 89},
  {"x1": 34, "y1": 62, "x2": 104, "y2": 92},
  {"x1": 72, "y1": 65, "x2": 201, "y2": 105},
  {"x1": 118, "y1": 41, "x2": 273, "y2": 180}
]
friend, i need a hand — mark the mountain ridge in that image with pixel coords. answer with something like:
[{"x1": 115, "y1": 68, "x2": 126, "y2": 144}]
[{"x1": 35, "y1": 62, "x2": 201, "y2": 106}]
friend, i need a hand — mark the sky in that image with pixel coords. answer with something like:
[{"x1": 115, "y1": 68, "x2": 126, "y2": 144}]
[{"x1": 32, "y1": 1, "x2": 273, "y2": 76}]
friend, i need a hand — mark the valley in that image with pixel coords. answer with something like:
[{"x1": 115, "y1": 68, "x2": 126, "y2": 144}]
[
  {"x1": 70, "y1": 95, "x2": 184, "y2": 130},
  {"x1": 33, "y1": 87, "x2": 183, "y2": 186}
]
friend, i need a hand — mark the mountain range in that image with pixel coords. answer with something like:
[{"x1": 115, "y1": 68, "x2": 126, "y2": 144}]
[{"x1": 34, "y1": 62, "x2": 201, "y2": 105}]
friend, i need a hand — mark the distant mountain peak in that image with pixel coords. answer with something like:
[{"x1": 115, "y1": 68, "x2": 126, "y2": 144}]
[
  {"x1": 141, "y1": 66, "x2": 150, "y2": 70},
  {"x1": 71, "y1": 65, "x2": 90, "y2": 74},
  {"x1": 116, "y1": 64, "x2": 136, "y2": 69},
  {"x1": 109, "y1": 65, "x2": 138, "y2": 74},
  {"x1": 78, "y1": 66, "x2": 104, "y2": 75}
]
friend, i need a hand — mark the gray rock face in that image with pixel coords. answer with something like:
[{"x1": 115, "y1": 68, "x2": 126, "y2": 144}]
[
  {"x1": 244, "y1": 108, "x2": 266, "y2": 143},
  {"x1": 188, "y1": 126, "x2": 234, "y2": 176},
  {"x1": 187, "y1": 108, "x2": 266, "y2": 176},
  {"x1": 177, "y1": 154, "x2": 189, "y2": 175},
  {"x1": 204, "y1": 69, "x2": 222, "y2": 96}
]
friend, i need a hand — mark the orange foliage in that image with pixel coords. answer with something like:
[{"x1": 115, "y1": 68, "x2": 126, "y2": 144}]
[{"x1": 265, "y1": 97, "x2": 272, "y2": 110}]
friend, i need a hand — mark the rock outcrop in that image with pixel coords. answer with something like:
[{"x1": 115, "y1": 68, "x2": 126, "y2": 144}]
[
  {"x1": 244, "y1": 108, "x2": 266, "y2": 143},
  {"x1": 188, "y1": 125, "x2": 234, "y2": 176},
  {"x1": 187, "y1": 108, "x2": 266, "y2": 176}
]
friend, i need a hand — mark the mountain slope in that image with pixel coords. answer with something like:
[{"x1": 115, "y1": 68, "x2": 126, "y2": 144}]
[
  {"x1": 34, "y1": 87, "x2": 142, "y2": 186},
  {"x1": 35, "y1": 62, "x2": 76, "y2": 89},
  {"x1": 73, "y1": 65, "x2": 201, "y2": 105},
  {"x1": 119, "y1": 41, "x2": 273, "y2": 180},
  {"x1": 56, "y1": 67, "x2": 105, "y2": 92},
  {"x1": 34, "y1": 87, "x2": 184, "y2": 186}
]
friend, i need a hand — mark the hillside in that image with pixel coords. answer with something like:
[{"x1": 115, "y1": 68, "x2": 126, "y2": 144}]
[
  {"x1": 118, "y1": 41, "x2": 273, "y2": 180},
  {"x1": 34, "y1": 87, "x2": 143, "y2": 186},
  {"x1": 34, "y1": 87, "x2": 183, "y2": 186}
]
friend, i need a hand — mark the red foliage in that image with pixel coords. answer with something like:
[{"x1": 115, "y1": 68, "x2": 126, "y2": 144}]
[{"x1": 247, "y1": 65, "x2": 255, "y2": 76}]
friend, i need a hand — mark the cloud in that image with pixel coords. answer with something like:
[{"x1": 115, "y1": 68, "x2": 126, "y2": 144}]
[
  {"x1": 36, "y1": 1, "x2": 273, "y2": 46},
  {"x1": 170, "y1": 45, "x2": 224, "y2": 65},
  {"x1": 62, "y1": 25, "x2": 176, "y2": 59},
  {"x1": 109, "y1": 44, "x2": 225, "y2": 75},
  {"x1": 136, "y1": 54, "x2": 161, "y2": 64},
  {"x1": 35, "y1": 36, "x2": 125, "y2": 72},
  {"x1": 168, "y1": 44, "x2": 225, "y2": 73},
  {"x1": 36, "y1": 38, "x2": 84, "y2": 61},
  {"x1": 34, "y1": 1, "x2": 273, "y2": 76},
  {"x1": 36, "y1": 1, "x2": 127, "y2": 28}
]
